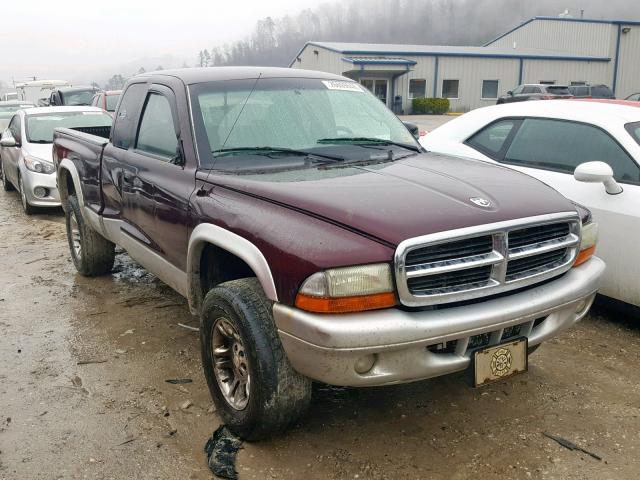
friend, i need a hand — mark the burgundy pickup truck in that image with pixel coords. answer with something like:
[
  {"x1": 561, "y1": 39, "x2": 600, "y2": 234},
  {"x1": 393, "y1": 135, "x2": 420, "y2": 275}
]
[{"x1": 53, "y1": 67, "x2": 604, "y2": 440}]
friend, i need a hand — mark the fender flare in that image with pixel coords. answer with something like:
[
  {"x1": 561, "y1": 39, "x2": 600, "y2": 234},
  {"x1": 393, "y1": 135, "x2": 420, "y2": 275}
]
[
  {"x1": 187, "y1": 223, "x2": 279, "y2": 313},
  {"x1": 57, "y1": 158, "x2": 85, "y2": 209}
]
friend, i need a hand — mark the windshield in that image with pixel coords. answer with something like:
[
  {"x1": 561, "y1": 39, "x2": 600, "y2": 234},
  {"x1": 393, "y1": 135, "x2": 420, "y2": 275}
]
[
  {"x1": 105, "y1": 94, "x2": 120, "y2": 112},
  {"x1": 61, "y1": 89, "x2": 96, "y2": 106},
  {"x1": 190, "y1": 77, "x2": 417, "y2": 170},
  {"x1": 25, "y1": 111, "x2": 112, "y2": 143}
]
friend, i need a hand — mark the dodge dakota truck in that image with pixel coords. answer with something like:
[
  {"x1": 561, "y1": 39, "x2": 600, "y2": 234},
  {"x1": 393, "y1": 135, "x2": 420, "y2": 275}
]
[{"x1": 53, "y1": 67, "x2": 604, "y2": 440}]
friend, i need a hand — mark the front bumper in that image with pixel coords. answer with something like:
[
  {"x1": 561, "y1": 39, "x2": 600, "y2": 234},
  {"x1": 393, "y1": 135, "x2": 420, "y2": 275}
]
[
  {"x1": 20, "y1": 167, "x2": 61, "y2": 207},
  {"x1": 274, "y1": 257, "x2": 604, "y2": 387}
]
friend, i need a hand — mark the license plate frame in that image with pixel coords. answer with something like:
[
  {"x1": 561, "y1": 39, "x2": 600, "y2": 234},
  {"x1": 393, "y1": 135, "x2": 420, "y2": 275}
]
[{"x1": 473, "y1": 337, "x2": 528, "y2": 387}]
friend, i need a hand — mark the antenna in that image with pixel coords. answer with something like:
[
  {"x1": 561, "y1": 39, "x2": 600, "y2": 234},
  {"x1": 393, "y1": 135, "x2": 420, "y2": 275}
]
[{"x1": 197, "y1": 72, "x2": 262, "y2": 195}]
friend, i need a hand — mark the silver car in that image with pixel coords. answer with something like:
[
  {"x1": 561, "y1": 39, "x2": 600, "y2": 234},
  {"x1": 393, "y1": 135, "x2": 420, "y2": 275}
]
[{"x1": 0, "y1": 106, "x2": 112, "y2": 214}]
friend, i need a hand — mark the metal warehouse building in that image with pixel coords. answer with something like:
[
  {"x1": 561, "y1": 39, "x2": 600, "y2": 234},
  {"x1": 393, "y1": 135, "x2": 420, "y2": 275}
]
[{"x1": 290, "y1": 16, "x2": 640, "y2": 113}]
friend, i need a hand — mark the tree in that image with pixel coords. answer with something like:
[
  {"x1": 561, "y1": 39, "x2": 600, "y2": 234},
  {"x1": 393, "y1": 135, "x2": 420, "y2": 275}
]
[
  {"x1": 104, "y1": 74, "x2": 126, "y2": 90},
  {"x1": 137, "y1": 67, "x2": 146, "y2": 75}
]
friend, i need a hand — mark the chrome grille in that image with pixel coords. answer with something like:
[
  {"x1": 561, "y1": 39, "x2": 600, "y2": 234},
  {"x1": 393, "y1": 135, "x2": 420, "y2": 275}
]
[{"x1": 395, "y1": 213, "x2": 581, "y2": 307}]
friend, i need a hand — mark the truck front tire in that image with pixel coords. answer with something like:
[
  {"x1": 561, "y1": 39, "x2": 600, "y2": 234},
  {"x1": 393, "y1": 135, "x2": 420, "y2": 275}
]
[
  {"x1": 200, "y1": 278, "x2": 312, "y2": 441},
  {"x1": 65, "y1": 195, "x2": 115, "y2": 276}
]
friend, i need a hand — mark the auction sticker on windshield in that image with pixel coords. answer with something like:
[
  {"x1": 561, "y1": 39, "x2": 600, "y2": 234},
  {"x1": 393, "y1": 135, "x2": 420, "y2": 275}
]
[
  {"x1": 322, "y1": 80, "x2": 364, "y2": 92},
  {"x1": 473, "y1": 338, "x2": 527, "y2": 387}
]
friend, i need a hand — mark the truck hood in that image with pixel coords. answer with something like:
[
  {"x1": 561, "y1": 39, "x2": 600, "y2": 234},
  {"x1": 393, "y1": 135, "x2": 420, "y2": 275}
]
[{"x1": 209, "y1": 152, "x2": 577, "y2": 246}]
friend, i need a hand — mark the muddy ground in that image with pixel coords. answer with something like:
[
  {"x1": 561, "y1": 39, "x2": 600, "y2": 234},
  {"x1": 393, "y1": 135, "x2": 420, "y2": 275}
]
[{"x1": 1, "y1": 186, "x2": 640, "y2": 480}]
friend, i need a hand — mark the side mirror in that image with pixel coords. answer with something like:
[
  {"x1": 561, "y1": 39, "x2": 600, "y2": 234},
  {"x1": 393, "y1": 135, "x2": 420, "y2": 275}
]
[
  {"x1": 0, "y1": 137, "x2": 16, "y2": 147},
  {"x1": 403, "y1": 121, "x2": 420, "y2": 140},
  {"x1": 507, "y1": 90, "x2": 513, "y2": 96},
  {"x1": 574, "y1": 161, "x2": 623, "y2": 195}
]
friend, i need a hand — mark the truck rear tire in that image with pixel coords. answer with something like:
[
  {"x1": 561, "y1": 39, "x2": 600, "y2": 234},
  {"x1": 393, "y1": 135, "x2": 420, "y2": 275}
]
[
  {"x1": 65, "y1": 195, "x2": 115, "y2": 276},
  {"x1": 200, "y1": 278, "x2": 312, "y2": 441}
]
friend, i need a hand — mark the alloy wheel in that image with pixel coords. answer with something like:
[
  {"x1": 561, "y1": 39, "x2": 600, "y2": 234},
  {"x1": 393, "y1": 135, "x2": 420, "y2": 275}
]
[
  {"x1": 211, "y1": 317, "x2": 250, "y2": 410},
  {"x1": 69, "y1": 210, "x2": 82, "y2": 260}
]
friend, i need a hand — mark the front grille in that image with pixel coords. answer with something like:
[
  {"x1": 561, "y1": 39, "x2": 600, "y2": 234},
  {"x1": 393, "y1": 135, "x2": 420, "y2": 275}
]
[
  {"x1": 509, "y1": 223, "x2": 570, "y2": 248},
  {"x1": 506, "y1": 249, "x2": 566, "y2": 280},
  {"x1": 395, "y1": 213, "x2": 581, "y2": 307},
  {"x1": 405, "y1": 236, "x2": 493, "y2": 266},
  {"x1": 408, "y1": 266, "x2": 491, "y2": 295}
]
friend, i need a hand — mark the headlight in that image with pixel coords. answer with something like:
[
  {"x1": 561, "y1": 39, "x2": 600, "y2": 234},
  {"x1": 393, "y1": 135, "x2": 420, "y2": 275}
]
[
  {"x1": 573, "y1": 221, "x2": 598, "y2": 267},
  {"x1": 295, "y1": 263, "x2": 396, "y2": 313},
  {"x1": 24, "y1": 156, "x2": 55, "y2": 174}
]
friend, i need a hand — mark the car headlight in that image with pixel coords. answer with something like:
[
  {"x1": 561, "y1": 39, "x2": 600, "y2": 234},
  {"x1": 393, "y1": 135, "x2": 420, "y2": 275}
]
[
  {"x1": 24, "y1": 155, "x2": 55, "y2": 174},
  {"x1": 295, "y1": 263, "x2": 397, "y2": 313},
  {"x1": 573, "y1": 221, "x2": 598, "y2": 267}
]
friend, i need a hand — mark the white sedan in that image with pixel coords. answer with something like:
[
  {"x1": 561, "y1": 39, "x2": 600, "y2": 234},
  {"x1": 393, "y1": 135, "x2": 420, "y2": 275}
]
[
  {"x1": 421, "y1": 99, "x2": 640, "y2": 308},
  {"x1": 0, "y1": 106, "x2": 112, "y2": 214}
]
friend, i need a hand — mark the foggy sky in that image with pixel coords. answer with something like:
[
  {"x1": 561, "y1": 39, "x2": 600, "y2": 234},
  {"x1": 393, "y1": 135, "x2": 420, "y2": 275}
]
[
  {"x1": 3, "y1": 0, "x2": 639, "y2": 89},
  {"x1": 1, "y1": 0, "x2": 319, "y2": 86}
]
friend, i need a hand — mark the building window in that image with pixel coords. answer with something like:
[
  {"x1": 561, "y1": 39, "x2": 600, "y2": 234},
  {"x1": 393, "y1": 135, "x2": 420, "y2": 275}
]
[
  {"x1": 442, "y1": 79, "x2": 459, "y2": 99},
  {"x1": 481, "y1": 80, "x2": 499, "y2": 100},
  {"x1": 539, "y1": 80, "x2": 555, "y2": 85},
  {"x1": 409, "y1": 79, "x2": 426, "y2": 99},
  {"x1": 570, "y1": 81, "x2": 586, "y2": 85}
]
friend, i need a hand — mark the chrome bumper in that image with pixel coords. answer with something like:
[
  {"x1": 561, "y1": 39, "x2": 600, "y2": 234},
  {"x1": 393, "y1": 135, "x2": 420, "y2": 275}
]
[{"x1": 274, "y1": 257, "x2": 605, "y2": 387}]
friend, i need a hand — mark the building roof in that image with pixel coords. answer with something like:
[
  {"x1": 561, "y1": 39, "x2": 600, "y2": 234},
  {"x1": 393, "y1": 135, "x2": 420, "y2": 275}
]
[
  {"x1": 484, "y1": 16, "x2": 640, "y2": 46},
  {"x1": 342, "y1": 56, "x2": 417, "y2": 65},
  {"x1": 290, "y1": 40, "x2": 611, "y2": 67}
]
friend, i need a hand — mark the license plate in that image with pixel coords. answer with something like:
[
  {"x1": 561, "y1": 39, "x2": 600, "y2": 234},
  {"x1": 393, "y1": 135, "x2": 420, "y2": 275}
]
[{"x1": 473, "y1": 338, "x2": 528, "y2": 387}]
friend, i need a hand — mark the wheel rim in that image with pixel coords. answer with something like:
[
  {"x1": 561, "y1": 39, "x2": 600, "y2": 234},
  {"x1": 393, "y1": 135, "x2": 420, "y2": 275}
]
[
  {"x1": 211, "y1": 317, "x2": 250, "y2": 410},
  {"x1": 69, "y1": 210, "x2": 82, "y2": 259}
]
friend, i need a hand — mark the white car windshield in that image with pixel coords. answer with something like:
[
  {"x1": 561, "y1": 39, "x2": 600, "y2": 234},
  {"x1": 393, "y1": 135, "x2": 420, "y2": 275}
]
[{"x1": 26, "y1": 111, "x2": 112, "y2": 143}]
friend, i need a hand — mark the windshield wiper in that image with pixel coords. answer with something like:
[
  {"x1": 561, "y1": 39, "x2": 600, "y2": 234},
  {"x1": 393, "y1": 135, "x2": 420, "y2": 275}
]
[
  {"x1": 317, "y1": 137, "x2": 422, "y2": 152},
  {"x1": 212, "y1": 146, "x2": 344, "y2": 162}
]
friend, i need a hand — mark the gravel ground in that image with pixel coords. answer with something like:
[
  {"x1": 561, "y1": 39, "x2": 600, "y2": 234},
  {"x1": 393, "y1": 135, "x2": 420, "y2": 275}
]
[{"x1": 1, "y1": 167, "x2": 639, "y2": 480}]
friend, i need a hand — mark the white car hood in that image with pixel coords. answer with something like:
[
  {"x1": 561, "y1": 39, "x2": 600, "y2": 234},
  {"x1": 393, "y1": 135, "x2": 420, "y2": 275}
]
[{"x1": 22, "y1": 142, "x2": 53, "y2": 162}]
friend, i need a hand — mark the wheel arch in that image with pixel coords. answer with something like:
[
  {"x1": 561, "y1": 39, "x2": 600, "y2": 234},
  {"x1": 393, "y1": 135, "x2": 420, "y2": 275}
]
[
  {"x1": 57, "y1": 159, "x2": 84, "y2": 212},
  {"x1": 187, "y1": 223, "x2": 278, "y2": 314}
]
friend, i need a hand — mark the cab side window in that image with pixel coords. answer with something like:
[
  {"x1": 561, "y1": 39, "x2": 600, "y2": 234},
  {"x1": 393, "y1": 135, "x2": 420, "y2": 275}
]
[
  {"x1": 504, "y1": 118, "x2": 640, "y2": 184},
  {"x1": 112, "y1": 83, "x2": 147, "y2": 149},
  {"x1": 135, "y1": 93, "x2": 178, "y2": 160}
]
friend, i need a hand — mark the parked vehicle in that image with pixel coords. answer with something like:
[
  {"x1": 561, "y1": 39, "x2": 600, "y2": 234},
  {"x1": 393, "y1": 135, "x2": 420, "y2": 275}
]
[
  {"x1": 90, "y1": 90, "x2": 122, "y2": 114},
  {"x1": 625, "y1": 93, "x2": 640, "y2": 102},
  {"x1": 48, "y1": 86, "x2": 100, "y2": 107},
  {"x1": 2, "y1": 92, "x2": 19, "y2": 101},
  {"x1": 421, "y1": 99, "x2": 638, "y2": 308},
  {"x1": 568, "y1": 83, "x2": 614, "y2": 99},
  {"x1": 53, "y1": 68, "x2": 603, "y2": 440},
  {"x1": 496, "y1": 84, "x2": 572, "y2": 104},
  {"x1": 0, "y1": 101, "x2": 35, "y2": 130},
  {"x1": 0, "y1": 106, "x2": 111, "y2": 214},
  {"x1": 15, "y1": 80, "x2": 69, "y2": 104}
]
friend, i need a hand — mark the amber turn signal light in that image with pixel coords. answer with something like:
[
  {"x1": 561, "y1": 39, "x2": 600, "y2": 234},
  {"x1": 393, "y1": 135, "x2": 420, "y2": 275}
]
[
  {"x1": 295, "y1": 292, "x2": 397, "y2": 314},
  {"x1": 573, "y1": 245, "x2": 596, "y2": 267}
]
